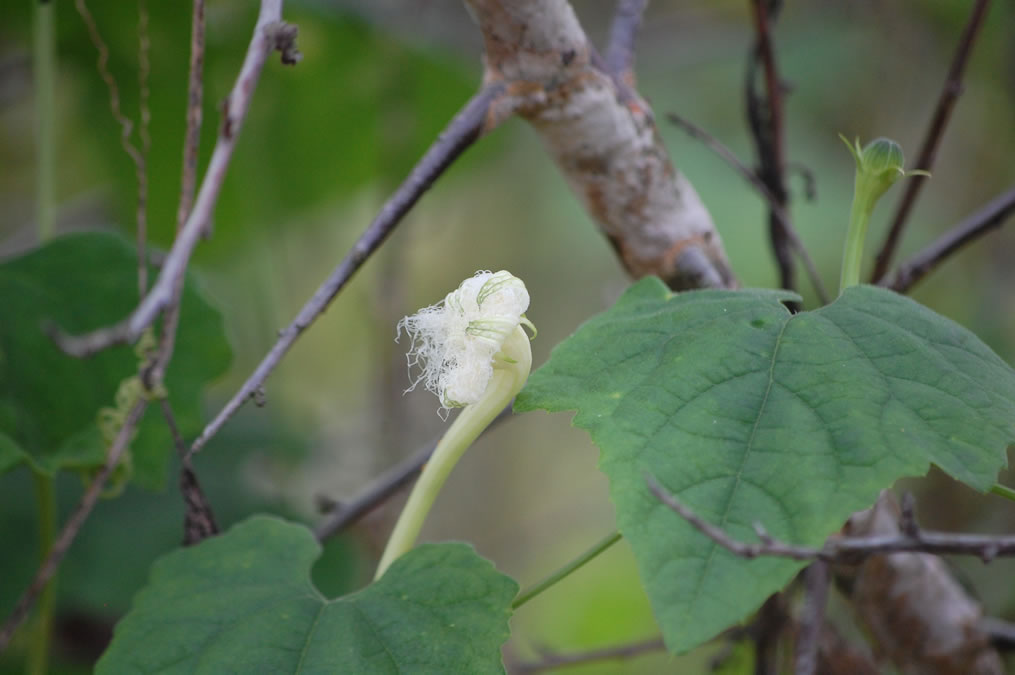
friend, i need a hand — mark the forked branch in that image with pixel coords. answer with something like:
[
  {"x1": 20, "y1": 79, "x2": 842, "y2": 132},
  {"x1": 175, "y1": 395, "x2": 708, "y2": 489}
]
[{"x1": 50, "y1": 0, "x2": 296, "y2": 358}]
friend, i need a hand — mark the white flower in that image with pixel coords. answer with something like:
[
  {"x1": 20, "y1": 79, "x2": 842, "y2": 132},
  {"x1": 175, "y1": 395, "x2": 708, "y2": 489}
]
[{"x1": 398, "y1": 270, "x2": 531, "y2": 414}]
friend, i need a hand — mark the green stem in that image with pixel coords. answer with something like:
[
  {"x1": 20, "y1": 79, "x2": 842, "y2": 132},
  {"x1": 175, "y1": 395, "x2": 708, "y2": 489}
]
[
  {"x1": 34, "y1": 0, "x2": 57, "y2": 243},
  {"x1": 512, "y1": 531, "x2": 622, "y2": 610},
  {"x1": 990, "y1": 483, "x2": 1015, "y2": 503},
  {"x1": 28, "y1": 3, "x2": 58, "y2": 671},
  {"x1": 839, "y1": 189, "x2": 875, "y2": 294},
  {"x1": 27, "y1": 472, "x2": 57, "y2": 675},
  {"x1": 375, "y1": 326, "x2": 532, "y2": 579}
]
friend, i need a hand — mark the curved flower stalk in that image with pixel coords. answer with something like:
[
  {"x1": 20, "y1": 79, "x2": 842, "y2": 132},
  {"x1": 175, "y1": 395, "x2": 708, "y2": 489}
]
[{"x1": 376, "y1": 271, "x2": 535, "y2": 579}]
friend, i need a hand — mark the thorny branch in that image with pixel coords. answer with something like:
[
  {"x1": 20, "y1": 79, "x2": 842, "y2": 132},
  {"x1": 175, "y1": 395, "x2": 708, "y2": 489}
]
[
  {"x1": 667, "y1": 113, "x2": 828, "y2": 304},
  {"x1": 870, "y1": 0, "x2": 992, "y2": 281},
  {"x1": 647, "y1": 475, "x2": 1015, "y2": 563},
  {"x1": 0, "y1": 401, "x2": 148, "y2": 652},
  {"x1": 883, "y1": 184, "x2": 1015, "y2": 293},
  {"x1": 187, "y1": 83, "x2": 507, "y2": 458},
  {"x1": 50, "y1": 0, "x2": 296, "y2": 358}
]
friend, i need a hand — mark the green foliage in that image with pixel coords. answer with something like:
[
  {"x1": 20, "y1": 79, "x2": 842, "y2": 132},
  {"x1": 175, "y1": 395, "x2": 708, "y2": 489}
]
[
  {"x1": 0, "y1": 232, "x2": 231, "y2": 488},
  {"x1": 97, "y1": 516, "x2": 518, "y2": 674},
  {"x1": 37, "y1": 3, "x2": 477, "y2": 259},
  {"x1": 516, "y1": 277, "x2": 1015, "y2": 652}
]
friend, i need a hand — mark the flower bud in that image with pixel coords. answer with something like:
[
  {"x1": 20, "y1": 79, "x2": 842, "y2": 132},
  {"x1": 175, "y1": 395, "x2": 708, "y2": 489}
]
[{"x1": 841, "y1": 135, "x2": 929, "y2": 205}]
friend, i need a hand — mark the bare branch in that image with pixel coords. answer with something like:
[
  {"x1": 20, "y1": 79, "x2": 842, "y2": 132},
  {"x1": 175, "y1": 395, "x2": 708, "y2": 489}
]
[
  {"x1": 315, "y1": 405, "x2": 512, "y2": 541},
  {"x1": 0, "y1": 401, "x2": 148, "y2": 652},
  {"x1": 794, "y1": 562, "x2": 829, "y2": 675},
  {"x1": 870, "y1": 0, "x2": 992, "y2": 281},
  {"x1": 604, "y1": 0, "x2": 648, "y2": 82},
  {"x1": 187, "y1": 83, "x2": 505, "y2": 458},
  {"x1": 512, "y1": 636, "x2": 665, "y2": 674},
  {"x1": 467, "y1": 0, "x2": 736, "y2": 291},
  {"x1": 746, "y1": 0, "x2": 795, "y2": 294},
  {"x1": 647, "y1": 475, "x2": 1015, "y2": 562},
  {"x1": 667, "y1": 113, "x2": 829, "y2": 304},
  {"x1": 51, "y1": 0, "x2": 294, "y2": 358},
  {"x1": 177, "y1": 0, "x2": 206, "y2": 233},
  {"x1": 884, "y1": 184, "x2": 1015, "y2": 293}
]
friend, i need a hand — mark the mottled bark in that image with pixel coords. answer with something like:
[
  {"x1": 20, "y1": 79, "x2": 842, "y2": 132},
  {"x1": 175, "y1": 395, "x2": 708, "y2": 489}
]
[
  {"x1": 466, "y1": 0, "x2": 736, "y2": 290},
  {"x1": 837, "y1": 492, "x2": 1003, "y2": 674}
]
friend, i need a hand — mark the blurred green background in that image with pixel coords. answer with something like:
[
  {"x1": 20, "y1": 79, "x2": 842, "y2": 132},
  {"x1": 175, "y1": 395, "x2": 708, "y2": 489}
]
[{"x1": 1, "y1": 0, "x2": 1014, "y2": 672}]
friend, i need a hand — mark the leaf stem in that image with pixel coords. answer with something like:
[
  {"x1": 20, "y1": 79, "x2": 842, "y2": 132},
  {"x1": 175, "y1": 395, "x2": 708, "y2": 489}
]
[
  {"x1": 512, "y1": 531, "x2": 622, "y2": 610},
  {"x1": 990, "y1": 483, "x2": 1015, "y2": 503},
  {"x1": 839, "y1": 190, "x2": 875, "y2": 294},
  {"x1": 34, "y1": 0, "x2": 57, "y2": 243},
  {"x1": 374, "y1": 326, "x2": 531, "y2": 579},
  {"x1": 27, "y1": 472, "x2": 57, "y2": 675}
]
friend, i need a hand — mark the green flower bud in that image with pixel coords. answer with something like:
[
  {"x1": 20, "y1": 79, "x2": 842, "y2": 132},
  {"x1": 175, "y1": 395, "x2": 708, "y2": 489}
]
[
  {"x1": 840, "y1": 135, "x2": 929, "y2": 205},
  {"x1": 837, "y1": 135, "x2": 929, "y2": 294}
]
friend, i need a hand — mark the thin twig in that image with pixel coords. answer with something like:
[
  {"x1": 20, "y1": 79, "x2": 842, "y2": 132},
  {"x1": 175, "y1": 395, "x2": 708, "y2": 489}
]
[
  {"x1": 747, "y1": 0, "x2": 794, "y2": 294},
  {"x1": 794, "y1": 562, "x2": 829, "y2": 675},
  {"x1": 160, "y1": 399, "x2": 218, "y2": 545},
  {"x1": 883, "y1": 185, "x2": 1015, "y2": 293},
  {"x1": 513, "y1": 637, "x2": 666, "y2": 674},
  {"x1": 187, "y1": 83, "x2": 507, "y2": 459},
  {"x1": 74, "y1": 0, "x2": 148, "y2": 297},
  {"x1": 50, "y1": 0, "x2": 294, "y2": 357},
  {"x1": 667, "y1": 113, "x2": 829, "y2": 304},
  {"x1": 0, "y1": 401, "x2": 148, "y2": 652},
  {"x1": 870, "y1": 0, "x2": 992, "y2": 281},
  {"x1": 177, "y1": 0, "x2": 206, "y2": 233},
  {"x1": 647, "y1": 475, "x2": 1015, "y2": 562},
  {"x1": 604, "y1": 0, "x2": 648, "y2": 81},
  {"x1": 136, "y1": 0, "x2": 151, "y2": 296},
  {"x1": 314, "y1": 405, "x2": 512, "y2": 541}
]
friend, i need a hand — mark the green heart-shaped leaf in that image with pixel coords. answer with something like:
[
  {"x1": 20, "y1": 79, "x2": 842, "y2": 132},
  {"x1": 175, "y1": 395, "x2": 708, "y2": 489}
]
[
  {"x1": 517, "y1": 278, "x2": 1015, "y2": 652},
  {"x1": 97, "y1": 516, "x2": 518, "y2": 674},
  {"x1": 0, "y1": 232, "x2": 231, "y2": 488}
]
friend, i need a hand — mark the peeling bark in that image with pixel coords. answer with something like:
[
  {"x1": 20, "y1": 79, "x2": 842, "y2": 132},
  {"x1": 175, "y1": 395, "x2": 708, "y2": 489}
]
[
  {"x1": 837, "y1": 492, "x2": 1003, "y2": 674},
  {"x1": 466, "y1": 0, "x2": 736, "y2": 290}
]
